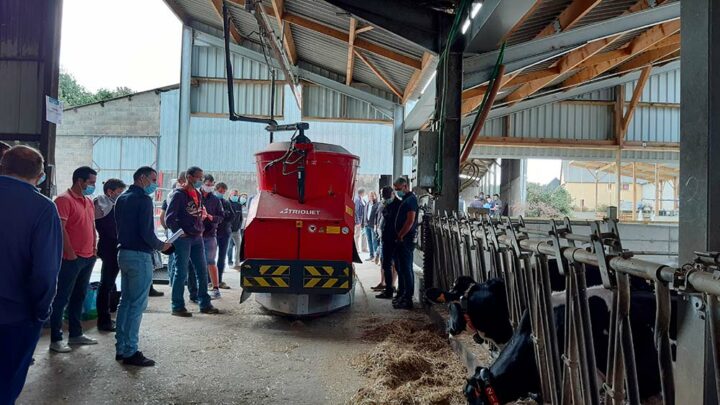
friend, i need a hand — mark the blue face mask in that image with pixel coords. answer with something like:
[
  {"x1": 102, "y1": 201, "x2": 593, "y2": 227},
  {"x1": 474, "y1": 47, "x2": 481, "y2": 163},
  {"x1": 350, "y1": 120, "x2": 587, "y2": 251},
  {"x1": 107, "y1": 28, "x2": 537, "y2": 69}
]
[
  {"x1": 384, "y1": 197, "x2": 394, "y2": 205},
  {"x1": 213, "y1": 191, "x2": 224, "y2": 199},
  {"x1": 144, "y1": 183, "x2": 158, "y2": 196},
  {"x1": 395, "y1": 190, "x2": 405, "y2": 198},
  {"x1": 240, "y1": 197, "x2": 247, "y2": 205},
  {"x1": 37, "y1": 173, "x2": 46, "y2": 186},
  {"x1": 229, "y1": 196, "x2": 239, "y2": 203},
  {"x1": 193, "y1": 180, "x2": 202, "y2": 189},
  {"x1": 83, "y1": 185, "x2": 95, "y2": 196}
]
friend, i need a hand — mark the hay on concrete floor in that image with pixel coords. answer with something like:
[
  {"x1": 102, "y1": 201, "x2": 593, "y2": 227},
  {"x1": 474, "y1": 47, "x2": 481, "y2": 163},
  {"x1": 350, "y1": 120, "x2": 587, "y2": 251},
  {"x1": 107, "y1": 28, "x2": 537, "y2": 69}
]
[{"x1": 350, "y1": 319, "x2": 467, "y2": 405}]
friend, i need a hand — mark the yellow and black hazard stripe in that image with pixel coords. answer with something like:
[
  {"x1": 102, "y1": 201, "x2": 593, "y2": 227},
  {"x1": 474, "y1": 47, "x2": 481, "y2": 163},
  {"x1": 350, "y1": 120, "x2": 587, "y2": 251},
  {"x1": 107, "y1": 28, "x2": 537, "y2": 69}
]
[
  {"x1": 242, "y1": 265, "x2": 290, "y2": 288},
  {"x1": 242, "y1": 276, "x2": 290, "y2": 288},
  {"x1": 302, "y1": 265, "x2": 351, "y2": 290},
  {"x1": 303, "y1": 266, "x2": 350, "y2": 277},
  {"x1": 302, "y1": 277, "x2": 350, "y2": 289}
]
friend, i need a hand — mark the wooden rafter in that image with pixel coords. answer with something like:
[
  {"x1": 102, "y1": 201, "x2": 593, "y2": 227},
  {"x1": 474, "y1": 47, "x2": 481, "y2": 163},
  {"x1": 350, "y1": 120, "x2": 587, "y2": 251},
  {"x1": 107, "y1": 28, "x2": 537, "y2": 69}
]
[
  {"x1": 615, "y1": 42, "x2": 680, "y2": 73},
  {"x1": 265, "y1": 9, "x2": 422, "y2": 69},
  {"x1": 354, "y1": 49, "x2": 403, "y2": 99},
  {"x1": 473, "y1": 136, "x2": 679, "y2": 152},
  {"x1": 471, "y1": 0, "x2": 664, "y2": 110},
  {"x1": 270, "y1": 0, "x2": 297, "y2": 65},
  {"x1": 562, "y1": 19, "x2": 680, "y2": 87},
  {"x1": 356, "y1": 25, "x2": 374, "y2": 34},
  {"x1": 402, "y1": 52, "x2": 434, "y2": 104},
  {"x1": 621, "y1": 65, "x2": 652, "y2": 139},
  {"x1": 346, "y1": 18, "x2": 358, "y2": 86},
  {"x1": 535, "y1": 0, "x2": 603, "y2": 39},
  {"x1": 210, "y1": 0, "x2": 243, "y2": 44}
]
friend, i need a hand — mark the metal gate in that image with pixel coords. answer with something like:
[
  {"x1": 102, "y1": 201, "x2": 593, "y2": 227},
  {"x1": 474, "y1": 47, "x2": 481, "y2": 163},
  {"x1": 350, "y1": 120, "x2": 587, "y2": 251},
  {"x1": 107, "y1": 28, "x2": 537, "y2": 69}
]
[{"x1": 92, "y1": 136, "x2": 159, "y2": 186}]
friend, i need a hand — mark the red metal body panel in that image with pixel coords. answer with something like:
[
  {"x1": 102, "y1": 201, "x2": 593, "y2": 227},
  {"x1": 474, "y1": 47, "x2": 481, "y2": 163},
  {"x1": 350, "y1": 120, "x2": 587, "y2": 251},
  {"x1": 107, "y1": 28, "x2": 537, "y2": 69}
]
[{"x1": 244, "y1": 141, "x2": 359, "y2": 264}]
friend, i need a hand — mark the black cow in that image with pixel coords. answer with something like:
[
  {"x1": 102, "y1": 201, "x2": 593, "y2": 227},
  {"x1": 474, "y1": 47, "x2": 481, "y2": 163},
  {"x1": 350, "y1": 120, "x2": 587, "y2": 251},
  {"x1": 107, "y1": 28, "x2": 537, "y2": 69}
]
[{"x1": 427, "y1": 276, "x2": 670, "y2": 404}]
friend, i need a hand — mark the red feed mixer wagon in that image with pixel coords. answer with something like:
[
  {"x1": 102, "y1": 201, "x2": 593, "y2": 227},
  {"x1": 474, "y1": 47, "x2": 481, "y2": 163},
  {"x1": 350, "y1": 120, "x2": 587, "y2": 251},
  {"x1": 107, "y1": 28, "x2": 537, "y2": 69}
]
[{"x1": 239, "y1": 124, "x2": 362, "y2": 316}]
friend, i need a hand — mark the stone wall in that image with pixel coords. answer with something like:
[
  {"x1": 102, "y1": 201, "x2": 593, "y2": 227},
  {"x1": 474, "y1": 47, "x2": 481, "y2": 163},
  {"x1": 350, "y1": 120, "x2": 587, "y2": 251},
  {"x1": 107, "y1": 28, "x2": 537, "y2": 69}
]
[{"x1": 55, "y1": 91, "x2": 164, "y2": 193}]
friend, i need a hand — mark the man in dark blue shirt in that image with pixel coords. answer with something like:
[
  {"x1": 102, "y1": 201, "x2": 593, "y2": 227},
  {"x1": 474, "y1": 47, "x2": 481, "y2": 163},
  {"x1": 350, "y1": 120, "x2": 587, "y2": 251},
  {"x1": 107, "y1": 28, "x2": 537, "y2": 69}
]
[
  {"x1": 392, "y1": 177, "x2": 418, "y2": 310},
  {"x1": 376, "y1": 186, "x2": 401, "y2": 299},
  {"x1": 0, "y1": 146, "x2": 62, "y2": 402},
  {"x1": 114, "y1": 166, "x2": 171, "y2": 367}
]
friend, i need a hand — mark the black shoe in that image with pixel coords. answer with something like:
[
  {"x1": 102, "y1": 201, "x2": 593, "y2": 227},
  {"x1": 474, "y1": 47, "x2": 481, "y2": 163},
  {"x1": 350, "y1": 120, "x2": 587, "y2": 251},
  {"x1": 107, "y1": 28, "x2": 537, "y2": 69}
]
[
  {"x1": 200, "y1": 306, "x2": 220, "y2": 314},
  {"x1": 98, "y1": 321, "x2": 116, "y2": 332},
  {"x1": 122, "y1": 351, "x2": 155, "y2": 367},
  {"x1": 149, "y1": 288, "x2": 164, "y2": 297},
  {"x1": 392, "y1": 295, "x2": 402, "y2": 305},
  {"x1": 396, "y1": 300, "x2": 414, "y2": 310},
  {"x1": 376, "y1": 291, "x2": 393, "y2": 299},
  {"x1": 171, "y1": 308, "x2": 192, "y2": 317},
  {"x1": 115, "y1": 354, "x2": 124, "y2": 361}
]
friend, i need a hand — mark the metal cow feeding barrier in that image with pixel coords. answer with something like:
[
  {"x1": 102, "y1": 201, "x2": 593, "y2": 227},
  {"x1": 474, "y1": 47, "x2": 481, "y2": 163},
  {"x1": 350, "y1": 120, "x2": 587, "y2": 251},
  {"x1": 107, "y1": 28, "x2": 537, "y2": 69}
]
[{"x1": 421, "y1": 212, "x2": 720, "y2": 404}]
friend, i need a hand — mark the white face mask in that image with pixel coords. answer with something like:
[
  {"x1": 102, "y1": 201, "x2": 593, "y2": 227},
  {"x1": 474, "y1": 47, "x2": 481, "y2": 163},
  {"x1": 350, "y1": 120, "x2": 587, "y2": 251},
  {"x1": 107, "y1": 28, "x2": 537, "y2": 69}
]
[{"x1": 201, "y1": 185, "x2": 214, "y2": 193}]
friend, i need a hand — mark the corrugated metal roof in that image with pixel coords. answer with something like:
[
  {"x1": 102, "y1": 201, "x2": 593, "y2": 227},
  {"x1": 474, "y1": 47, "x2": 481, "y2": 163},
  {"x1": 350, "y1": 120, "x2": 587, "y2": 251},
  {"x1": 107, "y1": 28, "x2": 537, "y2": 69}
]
[
  {"x1": 506, "y1": 0, "x2": 574, "y2": 46},
  {"x1": 169, "y1": 0, "x2": 425, "y2": 98},
  {"x1": 573, "y1": 0, "x2": 641, "y2": 28}
]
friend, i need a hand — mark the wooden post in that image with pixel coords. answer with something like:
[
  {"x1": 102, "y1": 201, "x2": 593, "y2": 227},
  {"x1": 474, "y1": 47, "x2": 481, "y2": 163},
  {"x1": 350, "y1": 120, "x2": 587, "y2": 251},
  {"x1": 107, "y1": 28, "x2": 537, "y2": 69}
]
[
  {"x1": 632, "y1": 162, "x2": 637, "y2": 220},
  {"x1": 673, "y1": 177, "x2": 679, "y2": 211}
]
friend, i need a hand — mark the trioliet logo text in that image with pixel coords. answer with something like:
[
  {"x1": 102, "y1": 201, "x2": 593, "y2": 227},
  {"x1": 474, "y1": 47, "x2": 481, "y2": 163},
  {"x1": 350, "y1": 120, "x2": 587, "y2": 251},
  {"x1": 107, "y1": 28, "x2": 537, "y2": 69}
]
[{"x1": 279, "y1": 208, "x2": 321, "y2": 215}]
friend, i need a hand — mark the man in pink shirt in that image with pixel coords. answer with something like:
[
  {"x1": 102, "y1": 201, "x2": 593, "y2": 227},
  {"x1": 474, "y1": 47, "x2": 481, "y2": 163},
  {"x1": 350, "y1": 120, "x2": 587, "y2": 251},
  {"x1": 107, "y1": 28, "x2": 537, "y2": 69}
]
[{"x1": 49, "y1": 166, "x2": 99, "y2": 353}]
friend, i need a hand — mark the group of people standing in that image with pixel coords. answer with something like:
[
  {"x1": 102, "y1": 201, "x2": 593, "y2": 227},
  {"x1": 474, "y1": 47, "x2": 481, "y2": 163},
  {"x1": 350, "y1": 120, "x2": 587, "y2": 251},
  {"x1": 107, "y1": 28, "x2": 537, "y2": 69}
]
[
  {"x1": 469, "y1": 192, "x2": 504, "y2": 217},
  {"x1": 353, "y1": 177, "x2": 418, "y2": 310},
  {"x1": 0, "y1": 141, "x2": 250, "y2": 403}
]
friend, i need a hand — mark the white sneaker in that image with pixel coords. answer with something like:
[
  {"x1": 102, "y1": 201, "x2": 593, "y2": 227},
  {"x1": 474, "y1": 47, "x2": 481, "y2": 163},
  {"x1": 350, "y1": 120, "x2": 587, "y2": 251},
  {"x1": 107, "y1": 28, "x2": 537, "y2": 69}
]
[
  {"x1": 210, "y1": 289, "x2": 221, "y2": 300},
  {"x1": 68, "y1": 335, "x2": 98, "y2": 345},
  {"x1": 50, "y1": 341, "x2": 71, "y2": 353}
]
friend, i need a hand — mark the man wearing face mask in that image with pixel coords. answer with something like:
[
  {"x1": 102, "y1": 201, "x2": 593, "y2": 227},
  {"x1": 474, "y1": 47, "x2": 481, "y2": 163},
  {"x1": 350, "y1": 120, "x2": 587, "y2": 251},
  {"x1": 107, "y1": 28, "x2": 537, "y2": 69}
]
[
  {"x1": 166, "y1": 166, "x2": 219, "y2": 317},
  {"x1": 214, "y1": 183, "x2": 234, "y2": 289},
  {"x1": 200, "y1": 175, "x2": 224, "y2": 299},
  {"x1": 392, "y1": 177, "x2": 418, "y2": 310},
  {"x1": 94, "y1": 178, "x2": 127, "y2": 332},
  {"x1": 376, "y1": 186, "x2": 401, "y2": 299},
  {"x1": 49, "y1": 166, "x2": 99, "y2": 353},
  {"x1": 0, "y1": 146, "x2": 62, "y2": 403},
  {"x1": 227, "y1": 189, "x2": 244, "y2": 269},
  {"x1": 113, "y1": 166, "x2": 172, "y2": 366}
]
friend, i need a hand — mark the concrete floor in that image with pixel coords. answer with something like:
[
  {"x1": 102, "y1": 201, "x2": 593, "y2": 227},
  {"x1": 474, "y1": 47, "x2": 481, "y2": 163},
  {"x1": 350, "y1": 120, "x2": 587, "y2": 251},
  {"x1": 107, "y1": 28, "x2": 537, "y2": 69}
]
[{"x1": 19, "y1": 261, "x2": 411, "y2": 405}]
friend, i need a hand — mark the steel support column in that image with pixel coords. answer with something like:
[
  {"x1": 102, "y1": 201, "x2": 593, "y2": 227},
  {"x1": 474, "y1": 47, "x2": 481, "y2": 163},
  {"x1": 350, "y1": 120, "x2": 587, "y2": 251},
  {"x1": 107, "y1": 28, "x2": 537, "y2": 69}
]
[
  {"x1": 435, "y1": 50, "x2": 462, "y2": 213},
  {"x1": 393, "y1": 105, "x2": 404, "y2": 179},
  {"x1": 177, "y1": 25, "x2": 193, "y2": 175},
  {"x1": 678, "y1": 1, "x2": 720, "y2": 403}
]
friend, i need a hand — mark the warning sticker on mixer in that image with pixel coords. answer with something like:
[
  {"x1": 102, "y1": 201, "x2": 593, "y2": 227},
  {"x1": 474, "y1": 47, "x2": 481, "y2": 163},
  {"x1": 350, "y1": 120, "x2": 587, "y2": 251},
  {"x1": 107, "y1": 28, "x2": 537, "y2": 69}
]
[
  {"x1": 345, "y1": 206, "x2": 353, "y2": 217},
  {"x1": 326, "y1": 226, "x2": 341, "y2": 234}
]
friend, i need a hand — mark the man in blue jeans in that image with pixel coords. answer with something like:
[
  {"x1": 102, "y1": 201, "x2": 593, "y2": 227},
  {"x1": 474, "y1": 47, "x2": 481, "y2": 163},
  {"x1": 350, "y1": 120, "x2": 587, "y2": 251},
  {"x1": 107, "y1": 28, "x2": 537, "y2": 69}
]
[
  {"x1": 0, "y1": 146, "x2": 63, "y2": 403},
  {"x1": 114, "y1": 166, "x2": 172, "y2": 366},
  {"x1": 50, "y1": 166, "x2": 99, "y2": 352},
  {"x1": 165, "y1": 166, "x2": 220, "y2": 317},
  {"x1": 392, "y1": 177, "x2": 418, "y2": 310}
]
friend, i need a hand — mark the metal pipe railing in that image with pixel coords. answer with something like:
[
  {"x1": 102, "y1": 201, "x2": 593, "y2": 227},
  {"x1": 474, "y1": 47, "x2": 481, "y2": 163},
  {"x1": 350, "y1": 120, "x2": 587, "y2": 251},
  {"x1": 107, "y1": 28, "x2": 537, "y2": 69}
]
[{"x1": 424, "y1": 212, "x2": 720, "y2": 405}]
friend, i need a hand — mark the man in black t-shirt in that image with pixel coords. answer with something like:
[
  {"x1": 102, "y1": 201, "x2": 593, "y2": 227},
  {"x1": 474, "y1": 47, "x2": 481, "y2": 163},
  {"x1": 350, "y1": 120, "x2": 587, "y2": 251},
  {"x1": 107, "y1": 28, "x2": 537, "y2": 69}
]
[
  {"x1": 392, "y1": 177, "x2": 418, "y2": 309},
  {"x1": 376, "y1": 187, "x2": 401, "y2": 299}
]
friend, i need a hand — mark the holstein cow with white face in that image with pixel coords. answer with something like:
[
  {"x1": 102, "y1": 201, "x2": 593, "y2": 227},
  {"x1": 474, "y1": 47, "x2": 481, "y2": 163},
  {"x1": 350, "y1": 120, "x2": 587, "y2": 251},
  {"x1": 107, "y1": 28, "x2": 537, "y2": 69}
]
[{"x1": 427, "y1": 271, "x2": 669, "y2": 404}]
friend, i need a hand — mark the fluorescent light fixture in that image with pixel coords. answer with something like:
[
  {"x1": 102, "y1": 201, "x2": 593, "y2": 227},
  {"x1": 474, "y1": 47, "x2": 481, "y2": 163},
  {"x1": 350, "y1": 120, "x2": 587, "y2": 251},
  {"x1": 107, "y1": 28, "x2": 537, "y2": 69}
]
[
  {"x1": 471, "y1": 2, "x2": 482, "y2": 18},
  {"x1": 461, "y1": 18, "x2": 471, "y2": 34},
  {"x1": 420, "y1": 71, "x2": 437, "y2": 95}
]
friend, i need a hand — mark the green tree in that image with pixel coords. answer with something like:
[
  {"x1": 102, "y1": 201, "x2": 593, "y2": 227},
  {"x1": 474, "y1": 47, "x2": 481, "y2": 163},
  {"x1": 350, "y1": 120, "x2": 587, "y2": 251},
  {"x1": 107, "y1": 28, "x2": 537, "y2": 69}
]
[
  {"x1": 525, "y1": 182, "x2": 574, "y2": 218},
  {"x1": 59, "y1": 70, "x2": 134, "y2": 107},
  {"x1": 59, "y1": 71, "x2": 96, "y2": 107}
]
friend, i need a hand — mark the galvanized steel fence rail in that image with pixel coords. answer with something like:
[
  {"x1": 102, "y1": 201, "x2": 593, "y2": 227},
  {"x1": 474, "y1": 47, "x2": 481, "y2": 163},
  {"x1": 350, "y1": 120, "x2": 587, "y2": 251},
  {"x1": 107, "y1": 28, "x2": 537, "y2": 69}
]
[{"x1": 420, "y1": 212, "x2": 720, "y2": 405}]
